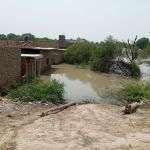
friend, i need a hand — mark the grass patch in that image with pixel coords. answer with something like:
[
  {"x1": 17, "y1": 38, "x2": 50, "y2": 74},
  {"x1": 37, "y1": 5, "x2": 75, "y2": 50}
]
[
  {"x1": 7, "y1": 79, "x2": 64, "y2": 104},
  {"x1": 116, "y1": 81, "x2": 150, "y2": 103},
  {"x1": 129, "y1": 62, "x2": 141, "y2": 79}
]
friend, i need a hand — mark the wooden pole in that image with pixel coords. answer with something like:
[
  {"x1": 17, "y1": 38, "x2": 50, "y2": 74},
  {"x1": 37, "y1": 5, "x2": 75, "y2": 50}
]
[
  {"x1": 35, "y1": 59, "x2": 36, "y2": 80},
  {"x1": 38, "y1": 59, "x2": 42, "y2": 77},
  {"x1": 26, "y1": 59, "x2": 29, "y2": 83}
]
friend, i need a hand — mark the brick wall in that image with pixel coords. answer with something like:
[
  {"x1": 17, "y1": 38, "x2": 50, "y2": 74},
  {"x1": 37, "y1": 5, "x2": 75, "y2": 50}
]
[
  {"x1": 0, "y1": 40, "x2": 19, "y2": 47},
  {"x1": 40, "y1": 51, "x2": 53, "y2": 72},
  {"x1": 41, "y1": 50, "x2": 65, "y2": 69},
  {"x1": 51, "y1": 50, "x2": 65, "y2": 65},
  {"x1": 0, "y1": 47, "x2": 21, "y2": 87}
]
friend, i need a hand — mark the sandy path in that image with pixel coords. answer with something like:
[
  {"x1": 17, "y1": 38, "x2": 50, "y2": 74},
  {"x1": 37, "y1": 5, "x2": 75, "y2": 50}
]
[
  {"x1": 0, "y1": 98, "x2": 53, "y2": 150},
  {"x1": 0, "y1": 98, "x2": 150, "y2": 150}
]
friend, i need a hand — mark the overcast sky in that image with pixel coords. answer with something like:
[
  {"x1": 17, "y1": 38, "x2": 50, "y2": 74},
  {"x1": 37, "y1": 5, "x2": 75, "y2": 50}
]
[{"x1": 0, "y1": 0, "x2": 149, "y2": 41}]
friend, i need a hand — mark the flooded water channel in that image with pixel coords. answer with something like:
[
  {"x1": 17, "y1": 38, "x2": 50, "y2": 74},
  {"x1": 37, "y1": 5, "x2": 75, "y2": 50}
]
[
  {"x1": 41, "y1": 64, "x2": 126, "y2": 102},
  {"x1": 41, "y1": 61, "x2": 150, "y2": 103},
  {"x1": 139, "y1": 60, "x2": 150, "y2": 81}
]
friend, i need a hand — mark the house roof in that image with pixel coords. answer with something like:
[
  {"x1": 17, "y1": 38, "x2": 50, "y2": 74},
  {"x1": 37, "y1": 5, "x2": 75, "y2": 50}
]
[
  {"x1": 28, "y1": 47, "x2": 57, "y2": 50},
  {"x1": 21, "y1": 54, "x2": 43, "y2": 59},
  {"x1": 22, "y1": 47, "x2": 66, "y2": 51}
]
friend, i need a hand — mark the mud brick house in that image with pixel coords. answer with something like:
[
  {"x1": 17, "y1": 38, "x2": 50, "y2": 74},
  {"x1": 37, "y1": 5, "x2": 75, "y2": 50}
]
[
  {"x1": 21, "y1": 47, "x2": 65, "y2": 79},
  {"x1": 0, "y1": 47, "x2": 21, "y2": 87},
  {"x1": 0, "y1": 35, "x2": 66, "y2": 87}
]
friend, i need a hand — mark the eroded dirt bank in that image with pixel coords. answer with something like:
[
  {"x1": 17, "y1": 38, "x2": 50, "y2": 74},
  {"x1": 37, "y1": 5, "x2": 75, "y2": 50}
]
[{"x1": 0, "y1": 98, "x2": 150, "y2": 150}]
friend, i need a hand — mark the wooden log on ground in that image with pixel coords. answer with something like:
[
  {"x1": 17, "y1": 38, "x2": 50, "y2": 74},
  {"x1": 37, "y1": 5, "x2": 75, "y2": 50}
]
[
  {"x1": 40, "y1": 102, "x2": 77, "y2": 117},
  {"x1": 40, "y1": 100, "x2": 92, "y2": 117},
  {"x1": 123, "y1": 102, "x2": 141, "y2": 114}
]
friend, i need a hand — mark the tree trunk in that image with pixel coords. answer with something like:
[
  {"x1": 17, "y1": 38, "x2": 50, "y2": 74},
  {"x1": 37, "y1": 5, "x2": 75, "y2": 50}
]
[{"x1": 123, "y1": 102, "x2": 141, "y2": 114}]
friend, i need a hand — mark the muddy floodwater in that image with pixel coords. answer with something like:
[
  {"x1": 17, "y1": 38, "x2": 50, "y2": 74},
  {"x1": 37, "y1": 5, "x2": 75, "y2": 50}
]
[
  {"x1": 41, "y1": 62, "x2": 150, "y2": 102},
  {"x1": 140, "y1": 59, "x2": 150, "y2": 81},
  {"x1": 41, "y1": 64, "x2": 128, "y2": 102}
]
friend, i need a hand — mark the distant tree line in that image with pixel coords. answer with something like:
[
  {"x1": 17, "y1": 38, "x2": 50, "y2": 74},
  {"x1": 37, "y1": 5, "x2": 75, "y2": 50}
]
[
  {"x1": 0, "y1": 33, "x2": 56, "y2": 43},
  {"x1": 0, "y1": 33, "x2": 149, "y2": 50}
]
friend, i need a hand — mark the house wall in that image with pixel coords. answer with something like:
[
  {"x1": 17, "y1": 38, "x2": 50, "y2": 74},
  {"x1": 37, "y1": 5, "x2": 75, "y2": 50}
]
[
  {"x1": 51, "y1": 50, "x2": 65, "y2": 65},
  {"x1": 40, "y1": 50, "x2": 65, "y2": 72},
  {"x1": 0, "y1": 46, "x2": 65, "y2": 88},
  {"x1": 0, "y1": 47, "x2": 21, "y2": 87},
  {"x1": 40, "y1": 51, "x2": 52, "y2": 72},
  {"x1": 0, "y1": 40, "x2": 19, "y2": 47}
]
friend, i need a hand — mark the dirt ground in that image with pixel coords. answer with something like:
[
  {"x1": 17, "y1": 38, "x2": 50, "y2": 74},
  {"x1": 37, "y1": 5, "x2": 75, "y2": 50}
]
[{"x1": 0, "y1": 98, "x2": 150, "y2": 150}]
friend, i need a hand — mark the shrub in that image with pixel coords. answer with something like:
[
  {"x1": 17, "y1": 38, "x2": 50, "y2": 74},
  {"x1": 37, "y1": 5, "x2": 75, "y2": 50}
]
[
  {"x1": 65, "y1": 36, "x2": 141, "y2": 78},
  {"x1": 7, "y1": 79, "x2": 64, "y2": 104},
  {"x1": 64, "y1": 42, "x2": 96, "y2": 64},
  {"x1": 0, "y1": 87, "x2": 9, "y2": 97},
  {"x1": 90, "y1": 37, "x2": 120, "y2": 72},
  {"x1": 90, "y1": 59, "x2": 101, "y2": 71},
  {"x1": 117, "y1": 81, "x2": 150, "y2": 103},
  {"x1": 139, "y1": 44, "x2": 150, "y2": 59},
  {"x1": 129, "y1": 62, "x2": 141, "y2": 79}
]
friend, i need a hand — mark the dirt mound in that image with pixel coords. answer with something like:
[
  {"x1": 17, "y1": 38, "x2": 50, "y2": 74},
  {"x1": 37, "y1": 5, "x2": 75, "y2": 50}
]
[{"x1": 0, "y1": 98, "x2": 150, "y2": 150}]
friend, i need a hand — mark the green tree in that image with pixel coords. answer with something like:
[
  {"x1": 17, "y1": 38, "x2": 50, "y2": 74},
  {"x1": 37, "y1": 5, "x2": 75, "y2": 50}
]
[
  {"x1": 122, "y1": 36, "x2": 141, "y2": 78},
  {"x1": 136, "y1": 37, "x2": 149, "y2": 49},
  {"x1": 90, "y1": 36, "x2": 120, "y2": 72},
  {"x1": 7, "y1": 33, "x2": 18, "y2": 40},
  {"x1": 21, "y1": 33, "x2": 35, "y2": 42},
  {"x1": 0, "y1": 34, "x2": 7, "y2": 40},
  {"x1": 139, "y1": 44, "x2": 150, "y2": 58},
  {"x1": 64, "y1": 42, "x2": 96, "y2": 64}
]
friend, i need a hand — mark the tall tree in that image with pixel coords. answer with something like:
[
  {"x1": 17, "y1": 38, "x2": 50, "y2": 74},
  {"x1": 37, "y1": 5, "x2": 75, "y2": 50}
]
[
  {"x1": 136, "y1": 37, "x2": 149, "y2": 49},
  {"x1": 0, "y1": 34, "x2": 7, "y2": 40},
  {"x1": 7, "y1": 33, "x2": 18, "y2": 40},
  {"x1": 21, "y1": 33, "x2": 35, "y2": 42}
]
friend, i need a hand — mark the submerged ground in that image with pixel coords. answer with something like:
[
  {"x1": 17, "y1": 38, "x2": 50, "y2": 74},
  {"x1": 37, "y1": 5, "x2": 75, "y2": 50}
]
[{"x1": 0, "y1": 98, "x2": 150, "y2": 150}]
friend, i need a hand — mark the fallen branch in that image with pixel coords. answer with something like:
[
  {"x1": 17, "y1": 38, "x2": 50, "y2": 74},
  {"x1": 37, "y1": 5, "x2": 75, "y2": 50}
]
[
  {"x1": 39, "y1": 100, "x2": 95, "y2": 117},
  {"x1": 40, "y1": 102, "x2": 77, "y2": 117}
]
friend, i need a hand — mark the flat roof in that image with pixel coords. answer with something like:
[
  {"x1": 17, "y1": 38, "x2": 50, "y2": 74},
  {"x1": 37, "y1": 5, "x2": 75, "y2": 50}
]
[
  {"x1": 21, "y1": 54, "x2": 43, "y2": 59},
  {"x1": 22, "y1": 47, "x2": 66, "y2": 51},
  {"x1": 33, "y1": 47, "x2": 57, "y2": 50}
]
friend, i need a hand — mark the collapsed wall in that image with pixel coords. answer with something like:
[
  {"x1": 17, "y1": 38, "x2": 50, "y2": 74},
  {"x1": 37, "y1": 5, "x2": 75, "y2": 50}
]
[{"x1": 0, "y1": 47, "x2": 21, "y2": 87}]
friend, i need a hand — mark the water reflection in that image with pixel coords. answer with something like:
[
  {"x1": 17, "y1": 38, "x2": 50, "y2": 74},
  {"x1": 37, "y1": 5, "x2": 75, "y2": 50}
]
[
  {"x1": 140, "y1": 61, "x2": 150, "y2": 81},
  {"x1": 41, "y1": 64, "x2": 128, "y2": 102}
]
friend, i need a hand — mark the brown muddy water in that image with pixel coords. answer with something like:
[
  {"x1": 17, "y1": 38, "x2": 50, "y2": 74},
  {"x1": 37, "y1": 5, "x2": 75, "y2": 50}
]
[
  {"x1": 41, "y1": 64, "x2": 128, "y2": 103},
  {"x1": 41, "y1": 62, "x2": 150, "y2": 103},
  {"x1": 139, "y1": 60, "x2": 150, "y2": 81}
]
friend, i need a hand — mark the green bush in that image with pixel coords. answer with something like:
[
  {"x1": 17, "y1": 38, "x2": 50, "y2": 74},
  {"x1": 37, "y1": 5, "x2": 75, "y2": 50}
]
[
  {"x1": 139, "y1": 44, "x2": 150, "y2": 59},
  {"x1": 7, "y1": 79, "x2": 64, "y2": 104},
  {"x1": 64, "y1": 42, "x2": 96, "y2": 64},
  {"x1": 90, "y1": 58, "x2": 101, "y2": 71},
  {"x1": 65, "y1": 36, "x2": 141, "y2": 78},
  {"x1": 129, "y1": 62, "x2": 141, "y2": 79},
  {"x1": 0, "y1": 88, "x2": 9, "y2": 97},
  {"x1": 90, "y1": 37, "x2": 120, "y2": 72},
  {"x1": 117, "y1": 81, "x2": 150, "y2": 103}
]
